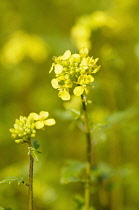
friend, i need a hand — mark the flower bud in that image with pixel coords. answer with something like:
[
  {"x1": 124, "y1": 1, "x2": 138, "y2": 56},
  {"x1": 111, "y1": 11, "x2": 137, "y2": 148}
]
[{"x1": 15, "y1": 139, "x2": 22, "y2": 143}]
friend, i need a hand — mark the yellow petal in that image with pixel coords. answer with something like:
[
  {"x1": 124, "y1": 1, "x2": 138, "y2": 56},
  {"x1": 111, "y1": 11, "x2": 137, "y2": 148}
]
[
  {"x1": 79, "y1": 47, "x2": 89, "y2": 56},
  {"x1": 39, "y1": 111, "x2": 49, "y2": 119},
  {"x1": 51, "y1": 79, "x2": 59, "y2": 89},
  {"x1": 29, "y1": 113, "x2": 40, "y2": 120},
  {"x1": 87, "y1": 75, "x2": 94, "y2": 83},
  {"x1": 58, "y1": 90, "x2": 70, "y2": 101},
  {"x1": 93, "y1": 65, "x2": 101, "y2": 73},
  {"x1": 78, "y1": 75, "x2": 84, "y2": 84},
  {"x1": 35, "y1": 121, "x2": 44, "y2": 129},
  {"x1": 73, "y1": 86, "x2": 84, "y2": 96},
  {"x1": 62, "y1": 50, "x2": 71, "y2": 60},
  {"x1": 54, "y1": 64, "x2": 63, "y2": 74},
  {"x1": 49, "y1": 63, "x2": 54, "y2": 73},
  {"x1": 44, "y1": 118, "x2": 56, "y2": 126},
  {"x1": 80, "y1": 58, "x2": 88, "y2": 65},
  {"x1": 85, "y1": 87, "x2": 89, "y2": 94}
]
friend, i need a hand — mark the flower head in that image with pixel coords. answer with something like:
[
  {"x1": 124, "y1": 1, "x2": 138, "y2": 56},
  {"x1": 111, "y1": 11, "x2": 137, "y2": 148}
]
[
  {"x1": 10, "y1": 111, "x2": 56, "y2": 143},
  {"x1": 50, "y1": 47, "x2": 100, "y2": 100}
]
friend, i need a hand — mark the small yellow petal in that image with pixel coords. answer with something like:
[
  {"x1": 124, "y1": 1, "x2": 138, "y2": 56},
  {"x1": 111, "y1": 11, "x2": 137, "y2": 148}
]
[
  {"x1": 80, "y1": 58, "x2": 88, "y2": 66},
  {"x1": 29, "y1": 113, "x2": 40, "y2": 120},
  {"x1": 39, "y1": 111, "x2": 49, "y2": 119},
  {"x1": 93, "y1": 66, "x2": 101, "y2": 73},
  {"x1": 54, "y1": 64, "x2": 63, "y2": 74},
  {"x1": 49, "y1": 63, "x2": 54, "y2": 73},
  {"x1": 73, "y1": 86, "x2": 84, "y2": 96},
  {"x1": 85, "y1": 87, "x2": 89, "y2": 94},
  {"x1": 79, "y1": 47, "x2": 89, "y2": 56},
  {"x1": 62, "y1": 50, "x2": 71, "y2": 60},
  {"x1": 51, "y1": 79, "x2": 59, "y2": 89},
  {"x1": 35, "y1": 121, "x2": 44, "y2": 129},
  {"x1": 87, "y1": 75, "x2": 94, "y2": 83},
  {"x1": 58, "y1": 90, "x2": 70, "y2": 101},
  {"x1": 44, "y1": 118, "x2": 56, "y2": 126},
  {"x1": 78, "y1": 75, "x2": 84, "y2": 84}
]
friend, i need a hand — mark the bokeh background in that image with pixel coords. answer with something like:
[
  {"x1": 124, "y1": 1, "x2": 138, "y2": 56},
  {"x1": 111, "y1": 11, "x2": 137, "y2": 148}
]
[{"x1": 0, "y1": 0, "x2": 139, "y2": 209}]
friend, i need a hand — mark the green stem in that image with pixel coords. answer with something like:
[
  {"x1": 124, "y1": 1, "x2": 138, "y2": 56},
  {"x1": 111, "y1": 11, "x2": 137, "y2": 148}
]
[
  {"x1": 81, "y1": 94, "x2": 91, "y2": 210},
  {"x1": 28, "y1": 140, "x2": 34, "y2": 210}
]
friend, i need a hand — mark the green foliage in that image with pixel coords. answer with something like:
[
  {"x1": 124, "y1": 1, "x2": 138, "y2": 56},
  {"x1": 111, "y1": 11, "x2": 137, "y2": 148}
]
[
  {"x1": 92, "y1": 123, "x2": 107, "y2": 143},
  {"x1": 0, "y1": 177, "x2": 27, "y2": 186},
  {"x1": 33, "y1": 139, "x2": 40, "y2": 150},
  {"x1": 106, "y1": 107, "x2": 138, "y2": 125},
  {"x1": 28, "y1": 140, "x2": 41, "y2": 162},
  {"x1": 74, "y1": 195, "x2": 95, "y2": 210},
  {"x1": 0, "y1": 207, "x2": 12, "y2": 210},
  {"x1": 74, "y1": 195, "x2": 85, "y2": 210},
  {"x1": 90, "y1": 163, "x2": 113, "y2": 184},
  {"x1": 67, "y1": 108, "x2": 81, "y2": 120},
  {"x1": 61, "y1": 160, "x2": 86, "y2": 184}
]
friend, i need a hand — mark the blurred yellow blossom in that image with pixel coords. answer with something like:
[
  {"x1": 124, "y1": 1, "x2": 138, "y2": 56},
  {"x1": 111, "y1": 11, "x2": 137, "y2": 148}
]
[{"x1": 1, "y1": 31, "x2": 48, "y2": 66}]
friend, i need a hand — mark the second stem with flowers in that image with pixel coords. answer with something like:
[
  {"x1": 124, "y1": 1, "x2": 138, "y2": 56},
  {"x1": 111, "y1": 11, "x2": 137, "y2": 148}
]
[{"x1": 10, "y1": 111, "x2": 56, "y2": 210}]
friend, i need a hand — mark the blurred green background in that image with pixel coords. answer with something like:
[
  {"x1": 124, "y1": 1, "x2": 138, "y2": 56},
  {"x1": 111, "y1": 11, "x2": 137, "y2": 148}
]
[{"x1": 0, "y1": 0, "x2": 139, "y2": 209}]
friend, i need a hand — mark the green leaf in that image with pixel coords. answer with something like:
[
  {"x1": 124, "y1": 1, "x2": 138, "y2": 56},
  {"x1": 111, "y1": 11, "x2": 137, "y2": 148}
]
[
  {"x1": 33, "y1": 139, "x2": 40, "y2": 150},
  {"x1": 92, "y1": 123, "x2": 107, "y2": 143},
  {"x1": 67, "y1": 108, "x2": 81, "y2": 119},
  {"x1": 0, "y1": 177, "x2": 27, "y2": 186},
  {"x1": 0, "y1": 207, "x2": 12, "y2": 210},
  {"x1": 74, "y1": 195, "x2": 84, "y2": 210},
  {"x1": 106, "y1": 107, "x2": 138, "y2": 124},
  {"x1": 91, "y1": 162, "x2": 114, "y2": 183},
  {"x1": 30, "y1": 148, "x2": 39, "y2": 162},
  {"x1": 61, "y1": 160, "x2": 86, "y2": 184}
]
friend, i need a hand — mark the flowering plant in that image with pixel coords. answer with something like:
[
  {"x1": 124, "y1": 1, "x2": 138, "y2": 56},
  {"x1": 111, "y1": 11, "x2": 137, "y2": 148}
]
[
  {"x1": 10, "y1": 111, "x2": 56, "y2": 143},
  {"x1": 8, "y1": 111, "x2": 56, "y2": 210},
  {"x1": 50, "y1": 47, "x2": 100, "y2": 100}
]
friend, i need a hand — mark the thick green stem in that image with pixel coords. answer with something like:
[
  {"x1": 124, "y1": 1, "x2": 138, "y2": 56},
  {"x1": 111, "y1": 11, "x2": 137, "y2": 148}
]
[
  {"x1": 28, "y1": 140, "x2": 34, "y2": 210},
  {"x1": 81, "y1": 94, "x2": 91, "y2": 210}
]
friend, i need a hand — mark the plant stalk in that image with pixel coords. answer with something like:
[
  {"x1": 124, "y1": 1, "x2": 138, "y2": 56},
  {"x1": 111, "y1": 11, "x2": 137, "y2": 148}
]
[
  {"x1": 81, "y1": 94, "x2": 92, "y2": 210},
  {"x1": 28, "y1": 140, "x2": 34, "y2": 210}
]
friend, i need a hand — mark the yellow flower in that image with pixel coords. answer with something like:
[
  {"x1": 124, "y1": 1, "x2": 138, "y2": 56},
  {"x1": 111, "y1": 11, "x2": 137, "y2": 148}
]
[
  {"x1": 78, "y1": 74, "x2": 94, "y2": 85},
  {"x1": 58, "y1": 90, "x2": 71, "y2": 101},
  {"x1": 50, "y1": 47, "x2": 100, "y2": 101},
  {"x1": 10, "y1": 111, "x2": 56, "y2": 143},
  {"x1": 29, "y1": 111, "x2": 55, "y2": 129}
]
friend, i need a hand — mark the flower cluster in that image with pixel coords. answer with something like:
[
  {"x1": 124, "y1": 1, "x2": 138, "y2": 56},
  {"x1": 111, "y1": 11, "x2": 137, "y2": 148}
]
[
  {"x1": 9, "y1": 111, "x2": 56, "y2": 143},
  {"x1": 50, "y1": 47, "x2": 100, "y2": 100}
]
